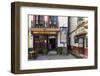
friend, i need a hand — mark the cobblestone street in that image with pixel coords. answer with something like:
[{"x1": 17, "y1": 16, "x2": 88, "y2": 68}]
[{"x1": 35, "y1": 51, "x2": 77, "y2": 60}]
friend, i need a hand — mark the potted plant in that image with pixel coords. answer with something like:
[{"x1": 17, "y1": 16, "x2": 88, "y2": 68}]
[
  {"x1": 43, "y1": 48, "x2": 48, "y2": 55},
  {"x1": 28, "y1": 50, "x2": 38, "y2": 60},
  {"x1": 57, "y1": 47, "x2": 62, "y2": 55}
]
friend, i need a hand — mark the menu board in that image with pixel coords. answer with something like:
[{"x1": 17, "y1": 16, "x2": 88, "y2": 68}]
[{"x1": 60, "y1": 27, "x2": 67, "y2": 43}]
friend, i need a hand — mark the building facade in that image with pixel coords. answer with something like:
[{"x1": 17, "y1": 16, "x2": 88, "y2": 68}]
[
  {"x1": 28, "y1": 15, "x2": 68, "y2": 59},
  {"x1": 28, "y1": 15, "x2": 88, "y2": 60},
  {"x1": 68, "y1": 17, "x2": 88, "y2": 58}
]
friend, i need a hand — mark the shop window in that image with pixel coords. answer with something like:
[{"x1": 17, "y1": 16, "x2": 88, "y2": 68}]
[{"x1": 74, "y1": 36, "x2": 78, "y2": 43}]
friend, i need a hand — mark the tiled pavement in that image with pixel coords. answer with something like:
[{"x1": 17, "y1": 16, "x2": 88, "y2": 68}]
[{"x1": 35, "y1": 51, "x2": 77, "y2": 60}]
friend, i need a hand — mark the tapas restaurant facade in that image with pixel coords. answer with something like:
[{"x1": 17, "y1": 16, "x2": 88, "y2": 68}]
[
  {"x1": 28, "y1": 15, "x2": 88, "y2": 59},
  {"x1": 28, "y1": 15, "x2": 68, "y2": 59}
]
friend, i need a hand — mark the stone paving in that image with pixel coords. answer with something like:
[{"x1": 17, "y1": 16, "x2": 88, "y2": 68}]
[{"x1": 35, "y1": 50, "x2": 77, "y2": 60}]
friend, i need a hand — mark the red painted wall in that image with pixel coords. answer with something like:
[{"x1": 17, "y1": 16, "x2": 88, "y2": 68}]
[{"x1": 69, "y1": 46, "x2": 88, "y2": 57}]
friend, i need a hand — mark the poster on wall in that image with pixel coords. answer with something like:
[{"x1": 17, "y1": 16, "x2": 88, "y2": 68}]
[
  {"x1": 11, "y1": 2, "x2": 97, "y2": 74},
  {"x1": 60, "y1": 27, "x2": 67, "y2": 43}
]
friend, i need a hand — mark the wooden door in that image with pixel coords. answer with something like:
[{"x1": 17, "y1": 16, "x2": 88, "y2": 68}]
[{"x1": 78, "y1": 37, "x2": 84, "y2": 54}]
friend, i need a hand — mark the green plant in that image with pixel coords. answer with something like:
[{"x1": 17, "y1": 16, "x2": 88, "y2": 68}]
[
  {"x1": 30, "y1": 50, "x2": 38, "y2": 60},
  {"x1": 43, "y1": 49, "x2": 48, "y2": 55},
  {"x1": 57, "y1": 47, "x2": 62, "y2": 55}
]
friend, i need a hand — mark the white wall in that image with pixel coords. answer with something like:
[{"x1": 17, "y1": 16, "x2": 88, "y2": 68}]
[
  {"x1": 28, "y1": 15, "x2": 33, "y2": 48},
  {"x1": 69, "y1": 17, "x2": 78, "y2": 32},
  {"x1": 69, "y1": 17, "x2": 78, "y2": 47},
  {"x1": 58, "y1": 16, "x2": 68, "y2": 27},
  {"x1": 0, "y1": 0, "x2": 99, "y2": 76}
]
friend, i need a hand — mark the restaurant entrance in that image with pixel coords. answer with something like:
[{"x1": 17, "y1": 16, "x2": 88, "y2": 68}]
[
  {"x1": 33, "y1": 35, "x2": 57, "y2": 54},
  {"x1": 48, "y1": 36, "x2": 57, "y2": 51}
]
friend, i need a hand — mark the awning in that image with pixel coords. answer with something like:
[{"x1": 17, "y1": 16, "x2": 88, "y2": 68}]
[
  {"x1": 30, "y1": 28, "x2": 59, "y2": 32},
  {"x1": 75, "y1": 32, "x2": 87, "y2": 37},
  {"x1": 32, "y1": 31, "x2": 57, "y2": 35},
  {"x1": 30, "y1": 28, "x2": 59, "y2": 35}
]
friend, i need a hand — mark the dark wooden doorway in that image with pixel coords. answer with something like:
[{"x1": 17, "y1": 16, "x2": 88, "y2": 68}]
[
  {"x1": 49, "y1": 38, "x2": 56, "y2": 50},
  {"x1": 48, "y1": 35, "x2": 57, "y2": 51}
]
